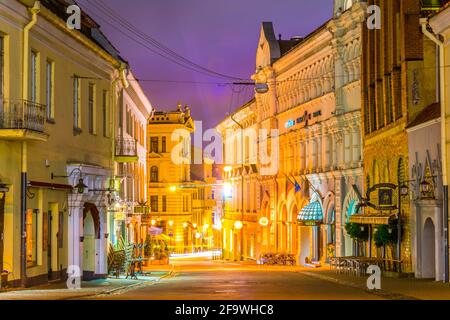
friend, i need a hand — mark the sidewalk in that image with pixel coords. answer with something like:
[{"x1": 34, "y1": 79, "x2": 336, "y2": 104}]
[
  {"x1": 300, "y1": 266, "x2": 450, "y2": 300},
  {"x1": 0, "y1": 269, "x2": 172, "y2": 300}
]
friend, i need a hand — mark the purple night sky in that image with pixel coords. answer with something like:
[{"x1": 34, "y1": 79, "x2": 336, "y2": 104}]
[{"x1": 79, "y1": 0, "x2": 333, "y2": 128}]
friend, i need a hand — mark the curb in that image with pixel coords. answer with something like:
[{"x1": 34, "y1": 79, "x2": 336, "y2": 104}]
[
  {"x1": 300, "y1": 270, "x2": 420, "y2": 300},
  {"x1": 61, "y1": 267, "x2": 175, "y2": 300}
]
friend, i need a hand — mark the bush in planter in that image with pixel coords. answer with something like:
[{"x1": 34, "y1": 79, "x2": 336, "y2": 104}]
[
  {"x1": 345, "y1": 222, "x2": 369, "y2": 241},
  {"x1": 374, "y1": 224, "x2": 397, "y2": 248}
]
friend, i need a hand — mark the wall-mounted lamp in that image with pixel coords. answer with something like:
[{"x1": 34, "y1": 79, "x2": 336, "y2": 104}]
[{"x1": 52, "y1": 168, "x2": 87, "y2": 194}]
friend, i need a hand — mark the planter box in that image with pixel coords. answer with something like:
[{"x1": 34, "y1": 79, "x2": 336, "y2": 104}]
[{"x1": 1, "y1": 273, "x2": 8, "y2": 287}]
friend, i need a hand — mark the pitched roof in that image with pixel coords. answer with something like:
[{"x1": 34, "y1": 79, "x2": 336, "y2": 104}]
[{"x1": 406, "y1": 102, "x2": 440, "y2": 129}]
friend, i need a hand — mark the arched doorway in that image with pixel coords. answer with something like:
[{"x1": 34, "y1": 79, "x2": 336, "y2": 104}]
[
  {"x1": 82, "y1": 203, "x2": 100, "y2": 279},
  {"x1": 422, "y1": 218, "x2": 436, "y2": 279},
  {"x1": 342, "y1": 188, "x2": 360, "y2": 257}
]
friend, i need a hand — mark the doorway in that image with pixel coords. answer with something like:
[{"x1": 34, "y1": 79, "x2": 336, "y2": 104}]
[
  {"x1": 422, "y1": 218, "x2": 436, "y2": 279},
  {"x1": 0, "y1": 191, "x2": 5, "y2": 280},
  {"x1": 82, "y1": 203, "x2": 100, "y2": 280},
  {"x1": 299, "y1": 226, "x2": 311, "y2": 265}
]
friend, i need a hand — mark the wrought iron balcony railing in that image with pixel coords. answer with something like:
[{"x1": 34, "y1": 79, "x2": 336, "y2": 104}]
[
  {"x1": 0, "y1": 98, "x2": 46, "y2": 133},
  {"x1": 115, "y1": 136, "x2": 137, "y2": 158}
]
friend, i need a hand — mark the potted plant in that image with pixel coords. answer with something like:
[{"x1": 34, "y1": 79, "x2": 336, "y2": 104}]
[
  {"x1": 374, "y1": 224, "x2": 398, "y2": 258},
  {"x1": 1, "y1": 270, "x2": 9, "y2": 287}
]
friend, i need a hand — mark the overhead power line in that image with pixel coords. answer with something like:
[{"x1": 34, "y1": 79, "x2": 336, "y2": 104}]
[{"x1": 77, "y1": 0, "x2": 245, "y2": 81}]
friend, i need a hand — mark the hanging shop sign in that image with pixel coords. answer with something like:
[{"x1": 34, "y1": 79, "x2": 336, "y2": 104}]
[{"x1": 365, "y1": 183, "x2": 397, "y2": 211}]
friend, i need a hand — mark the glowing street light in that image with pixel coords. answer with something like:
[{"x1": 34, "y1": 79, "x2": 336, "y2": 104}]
[
  {"x1": 183, "y1": 222, "x2": 188, "y2": 228},
  {"x1": 169, "y1": 185, "x2": 177, "y2": 192},
  {"x1": 168, "y1": 220, "x2": 174, "y2": 227},
  {"x1": 195, "y1": 232, "x2": 201, "y2": 239},
  {"x1": 151, "y1": 219, "x2": 156, "y2": 226},
  {"x1": 223, "y1": 166, "x2": 233, "y2": 173},
  {"x1": 193, "y1": 223, "x2": 197, "y2": 229},
  {"x1": 234, "y1": 220, "x2": 243, "y2": 230},
  {"x1": 259, "y1": 217, "x2": 269, "y2": 227}
]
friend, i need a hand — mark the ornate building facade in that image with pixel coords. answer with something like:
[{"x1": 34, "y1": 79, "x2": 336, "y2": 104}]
[
  {"x1": 217, "y1": 0, "x2": 366, "y2": 263},
  {"x1": 360, "y1": 0, "x2": 446, "y2": 275},
  {"x1": 147, "y1": 105, "x2": 215, "y2": 254}
]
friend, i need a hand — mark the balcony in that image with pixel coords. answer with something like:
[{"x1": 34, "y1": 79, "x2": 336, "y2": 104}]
[
  {"x1": 115, "y1": 136, "x2": 138, "y2": 162},
  {"x1": 0, "y1": 99, "x2": 48, "y2": 141}
]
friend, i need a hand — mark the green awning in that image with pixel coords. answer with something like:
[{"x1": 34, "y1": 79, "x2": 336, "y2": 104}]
[{"x1": 297, "y1": 201, "x2": 323, "y2": 226}]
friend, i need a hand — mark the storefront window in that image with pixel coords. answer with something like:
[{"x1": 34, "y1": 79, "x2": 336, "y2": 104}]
[{"x1": 26, "y1": 209, "x2": 38, "y2": 267}]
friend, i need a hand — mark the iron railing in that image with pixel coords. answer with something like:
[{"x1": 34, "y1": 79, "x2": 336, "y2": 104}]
[
  {"x1": 0, "y1": 99, "x2": 46, "y2": 133},
  {"x1": 115, "y1": 136, "x2": 137, "y2": 157}
]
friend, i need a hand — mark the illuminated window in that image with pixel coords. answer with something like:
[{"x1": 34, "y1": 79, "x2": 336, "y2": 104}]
[
  {"x1": 0, "y1": 36, "x2": 3, "y2": 99},
  {"x1": 150, "y1": 137, "x2": 158, "y2": 153},
  {"x1": 162, "y1": 195, "x2": 167, "y2": 212},
  {"x1": 150, "y1": 166, "x2": 159, "y2": 182},
  {"x1": 150, "y1": 195, "x2": 158, "y2": 212},
  {"x1": 88, "y1": 83, "x2": 96, "y2": 134},
  {"x1": 102, "y1": 90, "x2": 108, "y2": 137},
  {"x1": 73, "y1": 76, "x2": 81, "y2": 131},
  {"x1": 30, "y1": 51, "x2": 38, "y2": 103},
  {"x1": 26, "y1": 209, "x2": 38, "y2": 267},
  {"x1": 46, "y1": 60, "x2": 54, "y2": 121}
]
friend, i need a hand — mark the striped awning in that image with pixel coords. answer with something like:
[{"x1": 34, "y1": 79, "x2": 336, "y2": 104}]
[
  {"x1": 297, "y1": 201, "x2": 323, "y2": 226},
  {"x1": 348, "y1": 213, "x2": 396, "y2": 225}
]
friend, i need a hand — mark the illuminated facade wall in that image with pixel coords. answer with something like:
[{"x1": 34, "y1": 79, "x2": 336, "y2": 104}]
[{"x1": 0, "y1": 0, "x2": 124, "y2": 286}]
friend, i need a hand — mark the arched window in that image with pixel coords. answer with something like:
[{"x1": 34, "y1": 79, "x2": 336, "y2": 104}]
[{"x1": 150, "y1": 166, "x2": 159, "y2": 182}]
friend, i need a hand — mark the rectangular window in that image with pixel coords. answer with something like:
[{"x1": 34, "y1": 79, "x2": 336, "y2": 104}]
[
  {"x1": 26, "y1": 209, "x2": 38, "y2": 267},
  {"x1": 88, "y1": 83, "x2": 96, "y2": 134},
  {"x1": 46, "y1": 60, "x2": 54, "y2": 121},
  {"x1": 150, "y1": 137, "x2": 158, "y2": 153},
  {"x1": 102, "y1": 90, "x2": 108, "y2": 137},
  {"x1": 73, "y1": 76, "x2": 81, "y2": 131},
  {"x1": 162, "y1": 136, "x2": 166, "y2": 153},
  {"x1": 150, "y1": 196, "x2": 158, "y2": 212},
  {"x1": 118, "y1": 101, "x2": 123, "y2": 130},
  {"x1": 162, "y1": 195, "x2": 167, "y2": 212},
  {"x1": 0, "y1": 36, "x2": 4, "y2": 99},
  {"x1": 30, "y1": 51, "x2": 38, "y2": 103}
]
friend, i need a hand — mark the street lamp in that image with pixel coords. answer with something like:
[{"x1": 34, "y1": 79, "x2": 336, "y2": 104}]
[
  {"x1": 234, "y1": 220, "x2": 243, "y2": 230},
  {"x1": 223, "y1": 166, "x2": 233, "y2": 173},
  {"x1": 169, "y1": 186, "x2": 177, "y2": 192},
  {"x1": 259, "y1": 217, "x2": 269, "y2": 227}
]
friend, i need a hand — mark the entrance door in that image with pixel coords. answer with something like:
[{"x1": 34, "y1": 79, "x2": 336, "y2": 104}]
[
  {"x1": 47, "y1": 211, "x2": 52, "y2": 278},
  {"x1": 422, "y1": 218, "x2": 436, "y2": 279},
  {"x1": 83, "y1": 213, "x2": 96, "y2": 277},
  {"x1": 0, "y1": 192, "x2": 5, "y2": 278}
]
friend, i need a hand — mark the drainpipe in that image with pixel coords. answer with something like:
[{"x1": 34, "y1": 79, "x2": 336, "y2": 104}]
[
  {"x1": 20, "y1": 1, "x2": 40, "y2": 288},
  {"x1": 421, "y1": 19, "x2": 449, "y2": 283}
]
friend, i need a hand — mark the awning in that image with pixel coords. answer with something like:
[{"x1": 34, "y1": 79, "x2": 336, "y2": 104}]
[
  {"x1": 349, "y1": 213, "x2": 396, "y2": 225},
  {"x1": 154, "y1": 234, "x2": 171, "y2": 241},
  {"x1": 297, "y1": 201, "x2": 323, "y2": 226}
]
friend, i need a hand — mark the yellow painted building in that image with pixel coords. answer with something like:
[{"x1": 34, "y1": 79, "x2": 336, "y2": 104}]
[
  {"x1": 0, "y1": 0, "x2": 127, "y2": 286},
  {"x1": 147, "y1": 104, "x2": 215, "y2": 254}
]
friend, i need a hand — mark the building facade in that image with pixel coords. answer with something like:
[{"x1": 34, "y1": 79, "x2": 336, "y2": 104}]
[
  {"x1": 360, "y1": 0, "x2": 445, "y2": 275},
  {"x1": 111, "y1": 71, "x2": 152, "y2": 247},
  {"x1": 147, "y1": 104, "x2": 215, "y2": 254},
  {"x1": 216, "y1": 0, "x2": 366, "y2": 264},
  {"x1": 0, "y1": 0, "x2": 146, "y2": 287}
]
